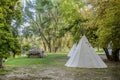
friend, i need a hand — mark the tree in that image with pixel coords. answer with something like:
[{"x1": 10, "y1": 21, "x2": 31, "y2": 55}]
[
  {"x1": 59, "y1": 0, "x2": 88, "y2": 44},
  {"x1": 90, "y1": 0, "x2": 120, "y2": 61},
  {"x1": 0, "y1": 0, "x2": 21, "y2": 68},
  {"x1": 59, "y1": 0, "x2": 120, "y2": 61},
  {"x1": 21, "y1": 0, "x2": 70, "y2": 52}
]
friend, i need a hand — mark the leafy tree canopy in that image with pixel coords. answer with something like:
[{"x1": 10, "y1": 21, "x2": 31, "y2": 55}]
[{"x1": 0, "y1": 0, "x2": 21, "y2": 59}]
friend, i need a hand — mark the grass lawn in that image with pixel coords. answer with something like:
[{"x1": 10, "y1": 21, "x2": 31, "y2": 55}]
[
  {"x1": 0, "y1": 53, "x2": 67, "y2": 75},
  {"x1": 4, "y1": 53, "x2": 67, "y2": 67},
  {"x1": 0, "y1": 53, "x2": 120, "y2": 80}
]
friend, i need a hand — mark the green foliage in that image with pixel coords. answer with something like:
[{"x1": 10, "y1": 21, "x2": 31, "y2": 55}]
[
  {"x1": 0, "y1": 13, "x2": 4, "y2": 19},
  {"x1": 22, "y1": 44, "x2": 30, "y2": 51},
  {"x1": 0, "y1": 32, "x2": 13, "y2": 58},
  {"x1": 85, "y1": 27, "x2": 98, "y2": 47},
  {"x1": 59, "y1": 0, "x2": 87, "y2": 43},
  {"x1": 11, "y1": 1, "x2": 22, "y2": 38},
  {"x1": 60, "y1": 0, "x2": 84, "y2": 24},
  {"x1": 21, "y1": 0, "x2": 72, "y2": 52},
  {"x1": 0, "y1": 0, "x2": 21, "y2": 60},
  {"x1": 93, "y1": 0, "x2": 120, "y2": 50},
  {"x1": 19, "y1": 0, "x2": 120, "y2": 55}
]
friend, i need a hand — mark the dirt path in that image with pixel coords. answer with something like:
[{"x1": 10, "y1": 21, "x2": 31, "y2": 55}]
[
  {"x1": 0, "y1": 66, "x2": 74, "y2": 80},
  {"x1": 1, "y1": 63, "x2": 120, "y2": 80}
]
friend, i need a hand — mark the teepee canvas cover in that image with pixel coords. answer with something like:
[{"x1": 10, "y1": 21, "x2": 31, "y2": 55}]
[
  {"x1": 67, "y1": 44, "x2": 77, "y2": 57},
  {"x1": 65, "y1": 35, "x2": 107, "y2": 68}
]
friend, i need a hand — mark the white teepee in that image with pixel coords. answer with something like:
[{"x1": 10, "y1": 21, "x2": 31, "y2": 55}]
[
  {"x1": 65, "y1": 35, "x2": 107, "y2": 68},
  {"x1": 67, "y1": 44, "x2": 77, "y2": 57}
]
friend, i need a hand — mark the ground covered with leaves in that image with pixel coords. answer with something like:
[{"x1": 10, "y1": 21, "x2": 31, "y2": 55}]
[{"x1": 0, "y1": 54, "x2": 120, "y2": 80}]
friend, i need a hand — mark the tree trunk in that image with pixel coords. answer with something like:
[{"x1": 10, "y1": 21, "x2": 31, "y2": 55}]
[
  {"x1": 43, "y1": 41, "x2": 46, "y2": 51},
  {"x1": 112, "y1": 49, "x2": 119, "y2": 61},
  {"x1": 48, "y1": 43, "x2": 52, "y2": 53},
  {"x1": 97, "y1": 46, "x2": 100, "y2": 51},
  {"x1": 40, "y1": 30, "x2": 51, "y2": 52},
  {"x1": 41, "y1": 37, "x2": 46, "y2": 51},
  {"x1": 30, "y1": 15, "x2": 51, "y2": 52},
  {"x1": 0, "y1": 58, "x2": 3, "y2": 68},
  {"x1": 13, "y1": 53, "x2": 16, "y2": 58},
  {"x1": 103, "y1": 48, "x2": 113, "y2": 61}
]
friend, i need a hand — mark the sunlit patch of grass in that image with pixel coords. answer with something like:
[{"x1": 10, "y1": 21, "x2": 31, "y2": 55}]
[
  {"x1": 1, "y1": 53, "x2": 67, "y2": 75},
  {"x1": 4, "y1": 53, "x2": 67, "y2": 67}
]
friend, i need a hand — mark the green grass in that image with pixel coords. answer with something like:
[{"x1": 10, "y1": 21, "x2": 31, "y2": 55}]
[
  {"x1": 1, "y1": 52, "x2": 104, "y2": 75},
  {"x1": 0, "y1": 66, "x2": 14, "y2": 75},
  {"x1": 4, "y1": 53, "x2": 67, "y2": 67},
  {"x1": 1, "y1": 53, "x2": 120, "y2": 80},
  {"x1": 0, "y1": 69, "x2": 10, "y2": 75},
  {"x1": 3, "y1": 51, "x2": 104, "y2": 68},
  {"x1": 0, "y1": 53, "x2": 67, "y2": 75}
]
